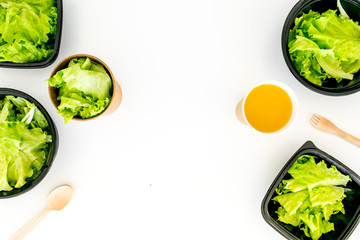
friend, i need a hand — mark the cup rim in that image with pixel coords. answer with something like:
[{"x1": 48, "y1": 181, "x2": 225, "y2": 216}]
[{"x1": 241, "y1": 80, "x2": 299, "y2": 135}]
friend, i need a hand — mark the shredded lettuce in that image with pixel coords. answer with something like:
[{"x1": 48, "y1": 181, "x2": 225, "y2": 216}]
[
  {"x1": 289, "y1": 9, "x2": 360, "y2": 87},
  {"x1": 273, "y1": 155, "x2": 351, "y2": 240},
  {"x1": 0, "y1": 96, "x2": 52, "y2": 191},
  {"x1": 0, "y1": 0, "x2": 57, "y2": 63},
  {"x1": 47, "y1": 57, "x2": 112, "y2": 124}
]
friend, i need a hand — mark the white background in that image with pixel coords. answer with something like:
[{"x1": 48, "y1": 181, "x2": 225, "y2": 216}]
[{"x1": 1, "y1": 0, "x2": 360, "y2": 239}]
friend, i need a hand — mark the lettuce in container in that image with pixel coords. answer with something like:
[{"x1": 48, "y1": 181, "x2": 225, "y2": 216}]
[
  {"x1": 47, "y1": 57, "x2": 113, "y2": 124},
  {"x1": 273, "y1": 155, "x2": 351, "y2": 240},
  {"x1": 288, "y1": 1, "x2": 360, "y2": 87},
  {"x1": 0, "y1": 96, "x2": 52, "y2": 191},
  {"x1": 0, "y1": 0, "x2": 57, "y2": 63}
]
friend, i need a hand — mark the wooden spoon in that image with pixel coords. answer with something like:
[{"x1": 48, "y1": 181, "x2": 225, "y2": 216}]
[{"x1": 11, "y1": 185, "x2": 73, "y2": 240}]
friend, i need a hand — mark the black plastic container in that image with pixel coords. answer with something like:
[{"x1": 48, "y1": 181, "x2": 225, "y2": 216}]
[
  {"x1": 282, "y1": 0, "x2": 360, "y2": 96},
  {"x1": 0, "y1": 0, "x2": 63, "y2": 68},
  {"x1": 0, "y1": 88, "x2": 58, "y2": 198},
  {"x1": 262, "y1": 141, "x2": 360, "y2": 240}
]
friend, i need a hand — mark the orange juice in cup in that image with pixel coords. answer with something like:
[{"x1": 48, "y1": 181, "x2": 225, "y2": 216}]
[{"x1": 236, "y1": 81, "x2": 298, "y2": 134}]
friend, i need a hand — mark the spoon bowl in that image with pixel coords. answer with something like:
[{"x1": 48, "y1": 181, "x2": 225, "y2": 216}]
[{"x1": 47, "y1": 185, "x2": 73, "y2": 211}]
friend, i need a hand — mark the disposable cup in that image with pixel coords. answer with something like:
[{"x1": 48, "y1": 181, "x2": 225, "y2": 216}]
[{"x1": 235, "y1": 81, "x2": 298, "y2": 134}]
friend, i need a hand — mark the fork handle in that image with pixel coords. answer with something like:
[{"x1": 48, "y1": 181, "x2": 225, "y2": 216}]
[{"x1": 336, "y1": 129, "x2": 360, "y2": 148}]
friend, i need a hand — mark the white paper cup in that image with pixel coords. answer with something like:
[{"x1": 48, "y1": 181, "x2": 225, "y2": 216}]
[{"x1": 236, "y1": 81, "x2": 298, "y2": 134}]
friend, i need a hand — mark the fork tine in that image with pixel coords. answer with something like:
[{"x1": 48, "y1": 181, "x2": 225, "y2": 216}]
[
  {"x1": 310, "y1": 119, "x2": 318, "y2": 126},
  {"x1": 313, "y1": 113, "x2": 321, "y2": 120},
  {"x1": 311, "y1": 115, "x2": 318, "y2": 123}
]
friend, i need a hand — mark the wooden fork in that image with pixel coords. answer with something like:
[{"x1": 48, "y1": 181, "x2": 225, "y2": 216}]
[{"x1": 310, "y1": 114, "x2": 360, "y2": 147}]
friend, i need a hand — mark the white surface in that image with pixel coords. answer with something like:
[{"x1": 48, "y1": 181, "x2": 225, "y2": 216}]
[{"x1": 1, "y1": 0, "x2": 360, "y2": 239}]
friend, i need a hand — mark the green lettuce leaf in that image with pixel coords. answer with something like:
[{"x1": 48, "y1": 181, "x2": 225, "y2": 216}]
[
  {"x1": 0, "y1": 0, "x2": 57, "y2": 63},
  {"x1": 273, "y1": 155, "x2": 351, "y2": 240},
  {"x1": 0, "y1": 96, "x2": 51, "y2": 191},
  {"x1": 281, "y1": 155, "x2": 351, "y2": 193},
  {"x1": 289, "y1": 9, "x2": 360, "y2": 86},
  {"x1": 47, "y1": 57, "x2": 113, "y2": 124},
  {"x1": 309, "y1": 186, "x2": 346, "y2": 207},
  {"x1": 0, "y1": 148, "x2": 13, "y2": 191},
  {"x1": 273, "y1": 189, "x2": 309, "y2": 215},
  {"x1": 276, "y1": 207, "x2": 299, "y2": 226},
  {"x1": 299, "y1": 209, "x2": 335, "y2": 240}
]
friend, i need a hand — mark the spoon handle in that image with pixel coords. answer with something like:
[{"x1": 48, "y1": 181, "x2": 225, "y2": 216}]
[{"x1": 10, "y1": 208, "x2": 50, "y2": 240}]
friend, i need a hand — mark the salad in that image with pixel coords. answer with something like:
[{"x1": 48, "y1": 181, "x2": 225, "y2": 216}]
[
  {"x1": 273, "y1": 155, "x2": 351, "y2": 240},
  {"x1": 288, "y1": 1, "x2": 360, "y2": 88},
  {"x1": 0, "y1": 95, "x2": 52, "y2": 192},
  {"x1": 47, "y1": 57, "x2": 113, "y2": 124},
  {"x1": 0, "y1": 0, "x2": 58, "y2": 63}
]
